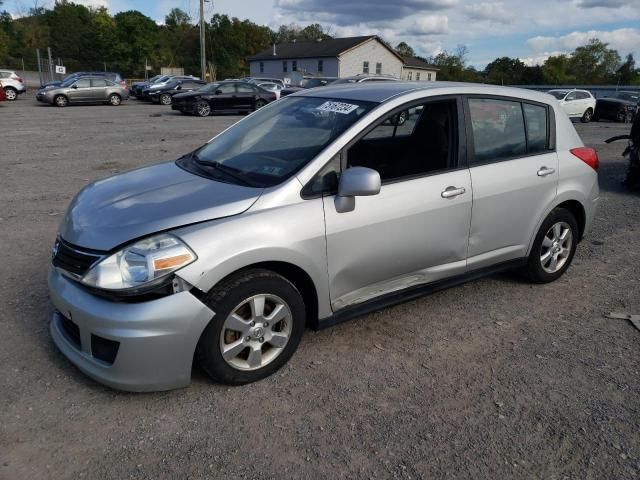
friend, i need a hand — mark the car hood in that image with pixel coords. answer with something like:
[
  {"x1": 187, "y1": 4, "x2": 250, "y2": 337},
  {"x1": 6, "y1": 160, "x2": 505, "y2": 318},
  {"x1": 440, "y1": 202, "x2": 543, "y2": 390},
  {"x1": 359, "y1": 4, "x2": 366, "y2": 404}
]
[
  {"x1": 42, "y1": 81, "x2": 62, "y2": 88},
  {"x1": 60, "y1": 161, "x2": 262, "y2": 251}
]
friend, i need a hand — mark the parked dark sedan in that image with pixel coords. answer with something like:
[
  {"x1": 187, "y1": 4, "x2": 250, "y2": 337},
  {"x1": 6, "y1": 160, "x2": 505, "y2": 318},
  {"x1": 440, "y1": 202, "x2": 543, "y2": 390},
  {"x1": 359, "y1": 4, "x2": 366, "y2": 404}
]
[
  {"x1": 280, "y1": 77, "x2": 337, "y2": 97},
  {"x1": 130, "y1": 75, "x2": 164, "y2": 98},
  {"x1": 595, "y1": 91, "x2": 639, "y2": 122},
  {"x1": 144, "y1": 78, "x2": 207, "y2": 105},
  {"x1": 171, "y1": 81, "x2": 277, "y2": 116}
]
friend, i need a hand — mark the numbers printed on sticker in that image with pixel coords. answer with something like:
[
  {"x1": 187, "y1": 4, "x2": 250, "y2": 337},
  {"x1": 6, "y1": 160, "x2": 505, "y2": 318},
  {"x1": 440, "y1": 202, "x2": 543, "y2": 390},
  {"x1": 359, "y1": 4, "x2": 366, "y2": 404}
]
[{"x1": 316, "y1": 101, "x2": 359, "y2": 115}]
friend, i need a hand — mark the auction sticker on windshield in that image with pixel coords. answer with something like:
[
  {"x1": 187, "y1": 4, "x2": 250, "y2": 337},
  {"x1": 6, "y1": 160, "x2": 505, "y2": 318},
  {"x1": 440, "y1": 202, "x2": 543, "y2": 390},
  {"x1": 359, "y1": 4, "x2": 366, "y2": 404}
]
[{"x1": 316, "y1": 101, "x2": 359, "y2": 115}]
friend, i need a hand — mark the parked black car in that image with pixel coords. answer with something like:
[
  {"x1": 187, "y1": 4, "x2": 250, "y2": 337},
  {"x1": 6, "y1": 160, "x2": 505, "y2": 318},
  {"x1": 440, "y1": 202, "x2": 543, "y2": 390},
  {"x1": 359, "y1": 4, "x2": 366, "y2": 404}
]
[
  {"x1": 130, "y1": 75, "x2": 165, "y2": 98},
  {"x1": 594, "y1": 91, "x2": 639, "y2": 122},
  {"x1": 137, "y1": 76, "x2": 201, "y2": 101},
  {"x1": 280, "y1": 77, "x2": 336, "y2": 97},
  {"x1": 144, "y1": 78, "x2": 207, "y2": 105},
  {"x1": 171, "y1": 81, "x2": 277, "y2": 117}
]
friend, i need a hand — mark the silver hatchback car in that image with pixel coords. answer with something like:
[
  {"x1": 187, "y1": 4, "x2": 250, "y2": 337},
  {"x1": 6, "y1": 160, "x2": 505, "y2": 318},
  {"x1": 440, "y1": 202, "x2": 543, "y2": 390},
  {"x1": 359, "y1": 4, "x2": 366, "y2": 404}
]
[
  {"x1": 48, "y1": 82, "x2": 599, "y2": 391},
  {"x1": 36, "y1": 76, "x2": 129, "y2": 107}
]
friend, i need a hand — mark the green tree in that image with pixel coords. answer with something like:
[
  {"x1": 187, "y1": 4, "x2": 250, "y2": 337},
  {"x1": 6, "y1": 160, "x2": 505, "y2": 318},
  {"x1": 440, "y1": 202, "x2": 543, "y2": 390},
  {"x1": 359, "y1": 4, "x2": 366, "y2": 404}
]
[
  {"x1": 395, "y1": 41, "x2": 415, "y2": 58},
  {"x1": 542, "y1": 54, "x2": 574, "y2": 84},
  {"x1": 616, "y1": 53, "x2": 637, "y2": 85},
  {"x1": 568, "y1": 38, "x2": 620, "y2": 84},
  {"x1": 113, "y1": 10, "x2": 160, "y2": 75},
  {"x1": 484, "y1": 56, "x2": 526, "y2": 85}
]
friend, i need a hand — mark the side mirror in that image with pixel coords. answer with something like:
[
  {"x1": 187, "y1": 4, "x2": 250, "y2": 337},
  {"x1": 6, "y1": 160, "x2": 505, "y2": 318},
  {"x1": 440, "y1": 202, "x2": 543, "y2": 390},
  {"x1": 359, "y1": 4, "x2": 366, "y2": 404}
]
[
  {"x1": 334, "y1": 167, "x2": 381, "y2": 213},
  {"x1": 71, "y1": 84, "x2": 78, "y2": 89},
  {"x1": 176, "y1": 85, "x2": 182, "y2": 90},
  {"x1": 215, "y1": 89, "x2": 222, "y2": 95}
]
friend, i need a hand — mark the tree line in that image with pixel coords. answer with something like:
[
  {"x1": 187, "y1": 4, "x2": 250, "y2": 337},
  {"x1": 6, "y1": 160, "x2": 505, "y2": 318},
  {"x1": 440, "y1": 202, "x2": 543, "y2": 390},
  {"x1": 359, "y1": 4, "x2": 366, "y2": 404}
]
[{"x1": 0, "y1": 1, "x2": 638, "y2": 85}]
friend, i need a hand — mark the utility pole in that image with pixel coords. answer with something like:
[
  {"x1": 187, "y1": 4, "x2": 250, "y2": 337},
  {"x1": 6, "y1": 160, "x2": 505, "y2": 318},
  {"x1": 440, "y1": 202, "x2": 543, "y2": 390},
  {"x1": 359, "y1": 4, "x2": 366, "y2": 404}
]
[{"x1": 199, "y1": 0, "x2": 206, "y2": 81}]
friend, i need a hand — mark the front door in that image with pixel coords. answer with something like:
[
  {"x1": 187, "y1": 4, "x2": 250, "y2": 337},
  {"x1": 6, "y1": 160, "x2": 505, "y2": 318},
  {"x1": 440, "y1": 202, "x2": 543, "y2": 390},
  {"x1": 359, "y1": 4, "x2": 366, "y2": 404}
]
[
  {"x1": 322, "y1": 98, "x2": 472, "y2": 311},
  {"x1": 210, "y1": 83, "x2": 236, "y2": 110},
  {"x1": 68, "y1": 78, "x2": 92, "y2": 102},
  {"x1": 465, "y1": 97, "x2": 559, "y2": 269}
]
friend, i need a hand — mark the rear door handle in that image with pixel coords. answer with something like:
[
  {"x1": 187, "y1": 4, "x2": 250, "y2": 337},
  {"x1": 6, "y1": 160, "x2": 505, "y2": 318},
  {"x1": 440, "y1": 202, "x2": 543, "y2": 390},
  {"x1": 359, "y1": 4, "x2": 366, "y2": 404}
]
[
  {"x1": 441, "y1": 186, "x2": 466, "y2": 198},
  {"x1": 537, "y1": 167, "x2": 556, "y2": 177}
]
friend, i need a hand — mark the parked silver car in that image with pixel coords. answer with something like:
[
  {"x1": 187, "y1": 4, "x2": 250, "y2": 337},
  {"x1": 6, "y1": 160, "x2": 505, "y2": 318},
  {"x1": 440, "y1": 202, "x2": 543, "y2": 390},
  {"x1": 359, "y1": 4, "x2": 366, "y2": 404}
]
[
  {"x1": 36, "y1": 76, "x2": 129, "y2": 107},
  {"x1": 48, "y1": 82, "x2": 599, "y2": 391}
]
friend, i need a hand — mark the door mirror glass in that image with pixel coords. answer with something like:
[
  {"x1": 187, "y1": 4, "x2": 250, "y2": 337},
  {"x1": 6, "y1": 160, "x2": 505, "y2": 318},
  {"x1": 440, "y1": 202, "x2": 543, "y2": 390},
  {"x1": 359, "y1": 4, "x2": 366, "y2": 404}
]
[
  {"x1": 71, "y1": 84, "x2": 78, "y2": 89},
  {"x1": 215, "y1": 89, "x2": 222, "y2": 95}
]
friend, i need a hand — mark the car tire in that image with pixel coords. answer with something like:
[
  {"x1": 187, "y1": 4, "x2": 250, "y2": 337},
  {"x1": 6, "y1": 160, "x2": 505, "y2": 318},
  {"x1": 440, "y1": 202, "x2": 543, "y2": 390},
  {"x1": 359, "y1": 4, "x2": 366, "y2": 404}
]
[
  {"x1": 109, "y1": 94, "x2": 121, "y2": 106},
  {"x1": 581, "y1": 108, "x2": 593, "y2": 123},
  {"x1": 592, "y1": 112, "x2": 600, "y2": 122},
  {"x1": 397, "y1": 110, "x2": 409, "y2": 125},
  {"x1": 617, "y1": 109, "x2": 628, "y2": 123},
  {"x1": 254, "y1": 99, "x2": 267, "y2": 111},
  {"x1": 4, "y1": 87, "x2": 17, "y2": 101},
  {"x1": 160, "y1": 93, "x2": 172, "y2": 105},
  {"x1": 196, "y1": 269, "x2": 306, "y2": 385},
  {"x1": 195, "y1": 101, "x2": 211, "y2": 117},
  {"x1": 523, "y1": 208, "x2": 579, "y2": 284},
  {"x1": 54, "y1": 95, "x2": 68, "y2": 107}
]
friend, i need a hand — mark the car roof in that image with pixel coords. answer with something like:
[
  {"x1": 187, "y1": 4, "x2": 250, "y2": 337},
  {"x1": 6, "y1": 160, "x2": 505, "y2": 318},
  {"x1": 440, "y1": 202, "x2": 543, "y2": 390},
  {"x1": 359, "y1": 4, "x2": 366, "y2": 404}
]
[{"x1": 292, "y1": 81, "x2": 558, "y2": 104}]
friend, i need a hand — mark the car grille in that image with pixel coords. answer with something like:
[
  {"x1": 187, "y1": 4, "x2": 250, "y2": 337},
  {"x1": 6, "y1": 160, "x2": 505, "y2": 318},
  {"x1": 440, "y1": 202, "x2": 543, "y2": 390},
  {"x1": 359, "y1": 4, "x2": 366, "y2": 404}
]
[{"x1": 52, "y1": 239, "x2": 104, "y2": 278}]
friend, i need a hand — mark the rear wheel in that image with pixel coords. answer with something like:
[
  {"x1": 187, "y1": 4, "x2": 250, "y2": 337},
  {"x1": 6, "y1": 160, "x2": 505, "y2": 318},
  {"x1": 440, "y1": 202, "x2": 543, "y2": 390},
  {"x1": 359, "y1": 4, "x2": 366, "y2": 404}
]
[
  {"x1": 54, "y1": 95, "x2": 68, "y2": 107},
  {"x1": 195, "y1": 101, "x2": 211, "y2": 117},
  {"x1": 4, "y1": 87, "x2": 17, "y2": 101},
  {"x1": 617, "y1": 109, "x2": 628, "y2": 122},
  {"x1": 524, "y1": 208, "x2": 578, "y2": 283},
  {"x1": 196, "y1": 269, "x2": 306, "y2": 385},
  {"x1": 160, "y1": 93, "x2": 172, "y2": 105},
  {"x1": 254, "y1": 99, "x2": 267, "y2": 111},
  {"x1": 581, "y1": 108, "x2": 593, "y2": 123},
  {"x1": 109, "y1": 94, "x2": 121, "y2": 106}
]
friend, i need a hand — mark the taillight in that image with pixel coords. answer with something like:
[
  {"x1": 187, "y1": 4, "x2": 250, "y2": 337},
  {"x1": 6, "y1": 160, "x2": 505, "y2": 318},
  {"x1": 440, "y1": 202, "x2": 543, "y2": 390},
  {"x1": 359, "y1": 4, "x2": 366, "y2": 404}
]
[
  {"x1": 16, "y1": 76, "x2": 24, "y2": 83},
  {"x1": 570, "y1": 147, "x2": 599, "y2": 171}
]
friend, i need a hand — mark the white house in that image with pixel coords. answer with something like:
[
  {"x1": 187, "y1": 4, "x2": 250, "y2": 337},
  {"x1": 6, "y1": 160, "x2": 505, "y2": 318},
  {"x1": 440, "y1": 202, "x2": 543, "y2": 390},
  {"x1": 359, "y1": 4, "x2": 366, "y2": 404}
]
[{"x1": 248, "y1": 35, "x2": 438, "y2": 84}]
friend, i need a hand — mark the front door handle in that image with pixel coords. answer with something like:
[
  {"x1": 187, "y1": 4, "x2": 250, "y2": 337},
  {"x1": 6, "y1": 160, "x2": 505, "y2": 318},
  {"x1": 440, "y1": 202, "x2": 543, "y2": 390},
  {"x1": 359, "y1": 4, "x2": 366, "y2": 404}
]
[
  {"x1": 537, "y1": 166, "x2": 556, "y2": 177},
  {"x1": 441, "y1": 186, "x2": 466, "y2": 198}
]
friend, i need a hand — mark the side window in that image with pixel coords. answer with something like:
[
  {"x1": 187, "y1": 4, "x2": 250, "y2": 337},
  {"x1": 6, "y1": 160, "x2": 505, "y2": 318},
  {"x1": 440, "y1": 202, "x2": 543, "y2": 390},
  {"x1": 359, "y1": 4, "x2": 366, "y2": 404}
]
[
  {"x1": 347, "y1": 100, "x2": 457, "y2": 182},
  {"x1": 75, "y1": 79, "x2": 91, "y2": 88},
  {"x1": 376, "y1": 62, "x2": 382, "y2": 75},
  {"x1": 302, "y1": 154, "x2": 341, "y2": 197},
  {"x1": 217, "y1": 84, "x2": 236, "y2": 94},
  {"x1": 523, "y1": 103, "x2": 548, "y2": 153},
  {"x1": 363, "y1": 61, "x2": 369, "y2": 74},
  {"x1": 90, "y1": 79, "x2": 107, "y2": 87},
  {"x1": 283, "y1": 61, "x2": 288, "y2": 73},
  {"x1": 468, "y1": 98, "x2": 526, "y2": 164},
  {"x1": 565, "y1": 92, "x2": 576, "y2": 101},
  {"x1": 237, "y1": 83, "x2": 257, "y2": 93}
]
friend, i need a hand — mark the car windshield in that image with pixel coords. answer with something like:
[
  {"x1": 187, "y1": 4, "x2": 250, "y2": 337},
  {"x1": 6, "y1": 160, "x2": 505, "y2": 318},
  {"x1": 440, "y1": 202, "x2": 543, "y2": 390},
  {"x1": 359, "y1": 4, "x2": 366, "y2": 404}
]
[
  {"x1": 154, "y1": 75, "x2": 170, "y2": 84},
  {"x1": 179, "y1": 96, "x2": 376, "y2": 188},
  {"x1": 613, "y1": 92, "x2": 639, "y2": 101},
  {"x1": 549, "y1": 91, "x2": 568, "y2": 100},
  {"x1": 302, "y1": 78, "x2": 332, "y2": 88}
]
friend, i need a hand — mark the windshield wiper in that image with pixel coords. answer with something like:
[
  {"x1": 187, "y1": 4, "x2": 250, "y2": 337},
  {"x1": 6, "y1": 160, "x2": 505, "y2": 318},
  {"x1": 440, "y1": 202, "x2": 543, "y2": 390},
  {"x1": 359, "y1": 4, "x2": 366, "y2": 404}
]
[{"x1": 195, "y1": 158, "x2": 260, "y2": 187}]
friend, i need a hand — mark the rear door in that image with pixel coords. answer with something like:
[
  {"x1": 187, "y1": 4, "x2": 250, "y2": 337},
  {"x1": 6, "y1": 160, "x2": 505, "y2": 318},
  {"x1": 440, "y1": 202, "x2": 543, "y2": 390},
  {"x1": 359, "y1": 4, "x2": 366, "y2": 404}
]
[
  {"x1": 465, "y1": 96, "x2": 558, "y2": 269},
  {"x1": 89, "y1": 79, "x2": 109, "y2": 102},
  {"x1": 236, "y1": 83, "x2": 258, "y2": 109}
]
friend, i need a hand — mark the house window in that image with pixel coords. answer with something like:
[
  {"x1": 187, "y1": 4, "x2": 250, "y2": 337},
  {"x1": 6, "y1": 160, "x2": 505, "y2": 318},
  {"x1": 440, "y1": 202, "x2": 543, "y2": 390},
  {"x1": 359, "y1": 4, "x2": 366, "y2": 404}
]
[
  {"x1": 283, "y1": 61, "x2": 287, "y2": 73},
  {"x1": 260, "y1": 62, "x2": 264, "y2": 73},
  {"x1": 318, "y1": 60, "x2": 323, "y2": 73},
  {"x1": 428, "y1": 73, "x2": 432, "y2": 81},
  {"x1": 376, "y1": 62, "x2": 382, "y2": 74},
  {"x1": 407, "y1": 71, "x2": 412, "y2": 80},
  {"x1": 363, "y1": 61, "x2": 369, "y2": 74},
  {"x1": 292, "y1": 60, "x2": 297, "y2": 71},
  {"x1": 416, "y1": 72, "x2": 421, "y2": 81}
]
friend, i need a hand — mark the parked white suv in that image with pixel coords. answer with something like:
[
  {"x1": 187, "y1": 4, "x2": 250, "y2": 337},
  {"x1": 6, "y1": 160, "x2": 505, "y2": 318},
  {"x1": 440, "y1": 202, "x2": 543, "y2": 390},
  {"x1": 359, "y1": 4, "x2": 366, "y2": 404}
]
[
  {"x1": 0, "y1": 69, "x2": 26, "y2": 101},
  {"x1": 549, "y1": 89, "x2": 596, "y2": 123}
]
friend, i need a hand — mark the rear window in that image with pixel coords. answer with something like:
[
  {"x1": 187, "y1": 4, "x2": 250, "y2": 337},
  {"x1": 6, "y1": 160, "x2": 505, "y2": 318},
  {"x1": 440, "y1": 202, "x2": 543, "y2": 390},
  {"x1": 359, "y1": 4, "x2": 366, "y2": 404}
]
[{"x1": 469, "y1": 98, "x2": 550, "y2": 164}]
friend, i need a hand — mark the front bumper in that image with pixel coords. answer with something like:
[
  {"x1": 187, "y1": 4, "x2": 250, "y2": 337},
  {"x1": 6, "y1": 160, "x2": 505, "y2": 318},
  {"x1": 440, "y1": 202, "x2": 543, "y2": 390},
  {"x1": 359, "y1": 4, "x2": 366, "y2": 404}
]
[{"x1": 48, "y1": 268, "x2": 214, "y2": 392}]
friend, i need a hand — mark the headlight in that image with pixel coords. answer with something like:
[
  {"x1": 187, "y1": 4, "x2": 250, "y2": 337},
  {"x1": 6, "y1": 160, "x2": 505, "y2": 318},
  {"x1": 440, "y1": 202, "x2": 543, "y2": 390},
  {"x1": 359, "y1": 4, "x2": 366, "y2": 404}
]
[{"x1": 81, "y1": 234, "x2": 196, "y2": 291}]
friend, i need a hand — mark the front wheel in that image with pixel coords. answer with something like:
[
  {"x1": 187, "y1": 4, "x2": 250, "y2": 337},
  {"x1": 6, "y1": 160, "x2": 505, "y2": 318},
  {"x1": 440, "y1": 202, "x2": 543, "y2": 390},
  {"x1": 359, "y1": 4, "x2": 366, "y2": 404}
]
[
  {"x1": 160, "y1": 93, "x2": 172, "y2": 105},
  {"x1": 4, "y1": 87, "x2": 17, "y2": 101},
  {"x1": 581, "y1": 108, "x2": 593, "y2": 123},
  {"x1": 54, "y1": 95, "x2": 68, "y2": 107},
  {"x1": 195, "y1": 101, "x2": 211, "y2": 117},
  {"x1": 109, "y1": 94, "x2": 121, "y2": 106},
  {"x1": 196, "y1": 269, "x2": 306, "y2": 385},
  {"x1": 523, "y1": 208, "x2": 579, "y2": 283},
  {"x1": 254, "y1": 99, "x2": 267, "y2": 111}
]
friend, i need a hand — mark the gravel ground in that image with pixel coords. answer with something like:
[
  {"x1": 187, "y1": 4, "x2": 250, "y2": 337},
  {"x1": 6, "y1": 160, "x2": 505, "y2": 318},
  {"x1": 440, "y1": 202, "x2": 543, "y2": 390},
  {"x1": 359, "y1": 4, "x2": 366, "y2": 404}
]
[{"x1": 0, "y1": 98, "x2": 639, "y2": 480}]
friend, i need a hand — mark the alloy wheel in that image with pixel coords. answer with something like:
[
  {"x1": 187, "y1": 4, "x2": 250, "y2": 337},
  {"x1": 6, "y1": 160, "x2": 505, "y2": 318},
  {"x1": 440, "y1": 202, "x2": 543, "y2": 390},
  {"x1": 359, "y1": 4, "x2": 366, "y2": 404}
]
[
  {"x1": 55, "y1": 95, "x2": 67, "y2": 107},
  {"x1": 219, "y1": 294, "x2": 293, "y2": 371},
  {"x1": 540, "y1": 221, "x2": 572, "y2": 274},
  {"x1": 5, "y1": 88, "x2": 17, "y2": 101},
  {"x1": 196, "y1": 102, "x2": 211, "y2": 117},
  {"x1": 160, "y1": 94, "x2": 172, "y2": 105},
  {"x1": 109, "y1": 94, "x2": 121, "y2": 106}
]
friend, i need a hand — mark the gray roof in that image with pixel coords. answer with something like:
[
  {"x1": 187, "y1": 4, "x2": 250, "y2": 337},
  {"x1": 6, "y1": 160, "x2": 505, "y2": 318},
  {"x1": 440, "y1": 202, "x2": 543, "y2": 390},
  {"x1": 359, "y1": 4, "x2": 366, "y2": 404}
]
[
  {"x1": 402, "y1": 56, "x2": 439, "y2": 71},
  {"x1": 291, "y1": 81, "x2": 558, "y2": 104},
  {"x1": 248, "y1": 36, "x2": 399, "y2": 61}
]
